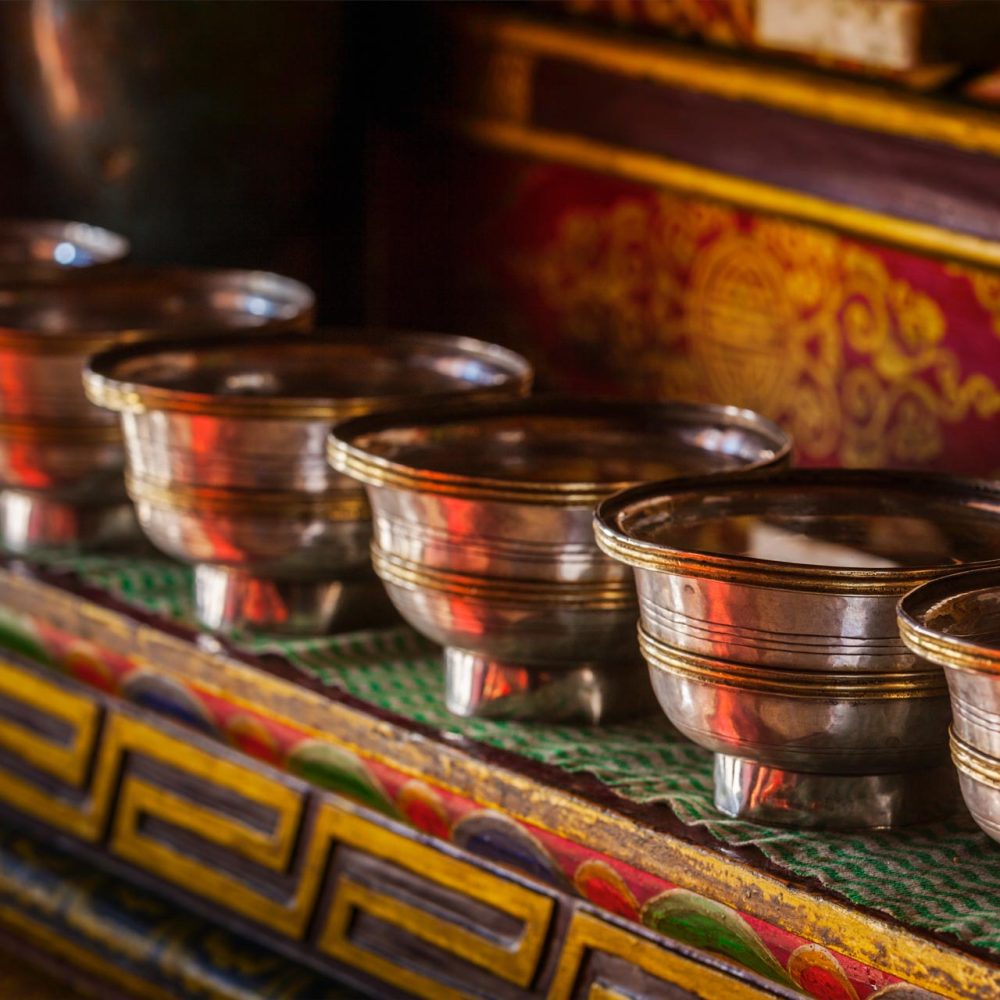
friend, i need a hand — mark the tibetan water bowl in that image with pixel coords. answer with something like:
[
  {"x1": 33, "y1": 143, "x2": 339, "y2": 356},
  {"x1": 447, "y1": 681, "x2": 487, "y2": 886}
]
[
  {"x1": 0, "y1": 219, "x2": 128, "y2": 282},
  {"x1": 328, "y1": 398, "x2": 790, "y2": 723},
  {"x1": 899, "y1": 567, "x2": 1000, "y2": 844},
  {"x1": 0, "y1": 266, "x2": 314, "y2": 553},
  {"x1": 595, "y1": 469, "x2": 1000, "y2": 828},
  {"x1": 84, "y1": 330, "x2": 532, "y2": 634}
]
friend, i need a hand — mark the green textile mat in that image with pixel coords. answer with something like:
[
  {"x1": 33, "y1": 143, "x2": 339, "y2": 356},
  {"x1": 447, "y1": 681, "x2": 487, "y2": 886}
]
[{"x1": 24, "y1": 554, "x2": 1000, "y2": 954}]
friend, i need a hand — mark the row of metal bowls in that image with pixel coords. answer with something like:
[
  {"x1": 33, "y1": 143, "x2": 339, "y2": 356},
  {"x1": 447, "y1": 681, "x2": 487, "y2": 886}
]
[
  {"x1": 84, "y1": 330, "x2": 1000, "y2": 837},
  {"x1": 0, "y1": 219, "x2": 317, "y2": 552},
  {"x1": 6, "y1": 220, "x2": 1000, "y2": 838},
  {"x1": 594, "y1": 471, "x2": 1000, "y2": 831}
]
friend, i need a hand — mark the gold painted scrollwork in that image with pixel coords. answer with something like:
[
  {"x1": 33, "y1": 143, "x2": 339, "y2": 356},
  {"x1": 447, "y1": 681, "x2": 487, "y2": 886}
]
[{"x1": 517, "y1": 194, "x2": 1000, "y2": 467}]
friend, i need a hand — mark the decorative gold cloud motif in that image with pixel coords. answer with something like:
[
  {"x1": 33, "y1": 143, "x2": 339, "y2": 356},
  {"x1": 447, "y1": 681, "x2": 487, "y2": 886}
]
[{"x1": 513, "y1": 193, "x2": 1000, "y2": 467}]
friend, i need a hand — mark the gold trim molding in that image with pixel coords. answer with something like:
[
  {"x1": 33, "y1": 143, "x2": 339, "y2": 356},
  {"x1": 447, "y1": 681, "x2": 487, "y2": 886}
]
[
  {"x1": 466, "y1": 13, "x2": 1000, "y2": 158},
  {"x1": 459, "y1": 118, "x2": 1000, "y2": 271}
]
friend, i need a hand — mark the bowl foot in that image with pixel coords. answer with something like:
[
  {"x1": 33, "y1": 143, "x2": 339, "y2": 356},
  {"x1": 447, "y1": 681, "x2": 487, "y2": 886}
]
[
  {"x1": 0, "y1": 489, "x2": 138, "y2": 555},
  {"x1": 444, "y1": 647, "x2": 652, "y2": 723},
  {"x1": 714, "y1": 753, "x2": 961, "y2": 829},
  {"x1": 194, "y1": 564, "x2": 398, "y2": 636}
]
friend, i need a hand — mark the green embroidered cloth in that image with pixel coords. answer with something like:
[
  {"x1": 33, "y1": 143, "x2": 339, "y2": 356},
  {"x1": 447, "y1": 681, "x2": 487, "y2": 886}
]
[{"x1": 26, "y1": 554, "x2": 1000, "y2": 954}]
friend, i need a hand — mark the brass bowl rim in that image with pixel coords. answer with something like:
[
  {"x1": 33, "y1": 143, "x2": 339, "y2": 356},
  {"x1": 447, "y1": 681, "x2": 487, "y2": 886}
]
[
  {"x1": 328, "y1": 396, "x2": 791, "y2": 506},
  {"x1": 596, "y1": 469, "x2": 1000, "y2": 594},
  {"x1": 85, "y1": 328, "x2": 532, "y2": 419},
  {"x1": 0, "y1": 218, "x2": 129, "y2": 268},
  {"x1": 125, "y1": 471, "x2": 369, "y2": 521},
  {"x1": 373, "y1": 544, "x2": 636, "y2": 609},
  {"x1": 0, "y1": 265, "x2": 315, "y2": 355},
  {"x1": 950, "y1": 729, "x2": 1000, "y2": 789},
  {"x1": 899, "y1": 567, "x2": 1000, "y2": 675},
  {"x1": 639, "y1": 626, "x2": 947, "y2": 699}
]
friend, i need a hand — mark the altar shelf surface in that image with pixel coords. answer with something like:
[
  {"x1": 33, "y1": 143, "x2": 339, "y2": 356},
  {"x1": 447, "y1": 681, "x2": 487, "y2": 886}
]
[{"x1": 0, "y1": 552, "x2": 995, "y2": 999}]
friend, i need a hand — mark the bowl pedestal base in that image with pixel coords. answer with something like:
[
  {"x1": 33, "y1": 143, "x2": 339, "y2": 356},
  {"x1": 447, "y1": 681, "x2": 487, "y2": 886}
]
[
  {"x1": 444, "y1": 647, "x2": 654, "y2": 724},
  {"x1": 713, "y1": 753, "x2": 961, "y2": 829},
  {"x1": 0, "y1": 489, "x2": 138, "y2": 555},
  {"x1": 194, "y1": 564, "x2": 398, "y2": 636}
]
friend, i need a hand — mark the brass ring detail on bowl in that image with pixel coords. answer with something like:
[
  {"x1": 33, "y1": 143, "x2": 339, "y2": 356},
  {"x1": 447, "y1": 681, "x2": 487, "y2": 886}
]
[
  {"x1": 638, "y1": 626, "x2": 948, "y2": 700},
  {"x1": 950, "y1": 729, "x2": 1000, "y2": 789},
  {"x1": 125, "y1": 472, "x2": 369, "y2": 521},
  {"x1": 372, "y1": 545, "x2": 636, "y2": 609}
]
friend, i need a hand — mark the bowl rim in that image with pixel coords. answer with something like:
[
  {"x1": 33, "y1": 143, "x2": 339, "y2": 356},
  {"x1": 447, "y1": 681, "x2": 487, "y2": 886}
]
[
  {"x1": 0, "y1": 218, "x2": 129, "y2": 267},
  {"x1": 0, "y1": 266, "x2": 315, "y2": 354},
  {"x1": 898, "y1": 566, "x2": 1000, "y2": 675},
  {"x1": 594, "y1": 468, "x2": 1000, "y2": 593},
  {"x1": 326, "y1": 395, "x2": 791, "y2": 506},
  {"x1": 84, "y1": 328, "x2": 533, "y2": 419}
]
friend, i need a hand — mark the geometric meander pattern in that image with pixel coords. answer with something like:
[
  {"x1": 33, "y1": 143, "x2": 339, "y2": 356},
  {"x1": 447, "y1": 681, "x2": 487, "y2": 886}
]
[
  {"x1": 0, "y1": 830, "x2": 365, "y2": 1000},
  {"x1": 32, "y1": 553, "x2": 1000, "y2": 955},
  {"x1": 0, "y1": 654, "x2": 804, "y2": 1000}
]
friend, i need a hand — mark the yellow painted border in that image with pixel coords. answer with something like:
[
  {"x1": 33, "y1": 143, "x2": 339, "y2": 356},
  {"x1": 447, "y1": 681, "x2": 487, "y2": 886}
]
[
  {"x1": 0, "y1": 660, "x2": 101, "y2": 786},
  {"x1": 459, "y1": 117, "x2": 1000, "y2": 271},
  {"x1": 0, "y1": 661, "x2": 113, "y2": 842},
  {"x1": 317, "y1": 807, "x2": 554, "y2": 990},
  {"x1": 0, "y1": 904, "x2": 180, "y2": 1000},
  {"x1": 549, "y1": 910, "x2": 783, "y2": 1000},
  {"x1": 104, "y1": 715, "x2": 319, "y2": 938}
]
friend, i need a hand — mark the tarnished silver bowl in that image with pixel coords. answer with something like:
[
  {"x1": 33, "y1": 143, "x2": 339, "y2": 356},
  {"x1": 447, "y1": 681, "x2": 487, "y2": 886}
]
[
  {"x1": 596, "y1": 469, "x2": 1000, "y2": 827},
  {"x1": 0, "y1": 266, "x2": 314, "y2": 553},
  {"x1": 899, "y1": 567, "x2": 1000, "y2": 844},
  {"x1": 328, "y1": 398, "x2": 790, "y2": 723},
  {"x1": 0, "y1": 219, "x2": 128, "y2": 282},
  {"x1": 84, "y1": 330, "x2": 532, "y2": 634}
]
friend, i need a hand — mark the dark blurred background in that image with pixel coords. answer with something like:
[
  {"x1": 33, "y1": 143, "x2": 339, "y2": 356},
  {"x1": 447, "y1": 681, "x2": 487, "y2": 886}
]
[{"x1": 0, "y1": 0, "x2": 439, "y2": 325}]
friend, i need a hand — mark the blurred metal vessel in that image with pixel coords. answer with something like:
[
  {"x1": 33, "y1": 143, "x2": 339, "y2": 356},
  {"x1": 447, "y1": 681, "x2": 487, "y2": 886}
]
[
  {"x1": 85, "y1": 329, "x2": 532, "y2": 634},
  {"x1": 0, "y1": 218, "x2": 127, "y2": 282},
  {"x1": 2, "y1": 0, "x2": 346, "y2": 277},
  {"x1": 329, "y1": 397, "x2": 790, "y2": 723},
  {"x1": 596, "y1": 469, "x2": 1000, "y2": 827},
  {"x1": 0, "y1": 266, "x2": 314, "y2": 553},
  {"x1": 900, "y1": 567, "x2": 1000, "y2": 844}
]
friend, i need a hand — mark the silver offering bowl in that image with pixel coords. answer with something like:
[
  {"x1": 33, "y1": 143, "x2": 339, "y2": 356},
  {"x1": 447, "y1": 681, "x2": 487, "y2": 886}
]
[
  {"x1": 328, "y1": 398, "x2": 790, "y2": 723},
  {"x1": 84, "y1": 330, "x2": 532, "y2": 634},
  {"x1": 899, "y1": 567, "x2": 1000, "y2": 844},
  {"x1": 0, "y1": 266, "x2": 314, "y2": 553},
  {"x1": 596, "y1": 469, "x2": 1000, "y2": 827},
  {"x1": 0, "y1": 219, "x2": 128, "y2": 282}
]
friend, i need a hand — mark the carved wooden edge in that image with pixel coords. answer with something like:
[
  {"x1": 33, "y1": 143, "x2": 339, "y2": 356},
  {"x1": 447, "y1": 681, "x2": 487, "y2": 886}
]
[
  {"x1": 447, "y1": 11, "x2": 1000, "y2": 270},
  {"x1": 0, "y1": 654, "x2": 804, "y2": 999},
  {"x1": 0, "y1": 565, "x2": 990, "y2": 997},
  {"x1": 457, "y1": 12, "x2": 1000, "y2": 156}
]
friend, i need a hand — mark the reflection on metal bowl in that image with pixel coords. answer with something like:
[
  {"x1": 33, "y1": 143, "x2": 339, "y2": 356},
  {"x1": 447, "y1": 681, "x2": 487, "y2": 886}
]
[
  {"x1": 329, "y1": 397, "x2": 790, "y2": 723},
  {"x1": 85, "y1": 329, "x2": 532, "y2": 634},
  {"x1": 899, "y1": 567, "x2": 1000, "y2": 845},
  {"x1": 596, "y1": 469, "x2": 1000, "y2": 827},
  {"x1": 0, "y1": 219, "x2": 128, "y2": 282},
  {"x1": 0, "y1": 266, "x2": 314, "y2": 553}
]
